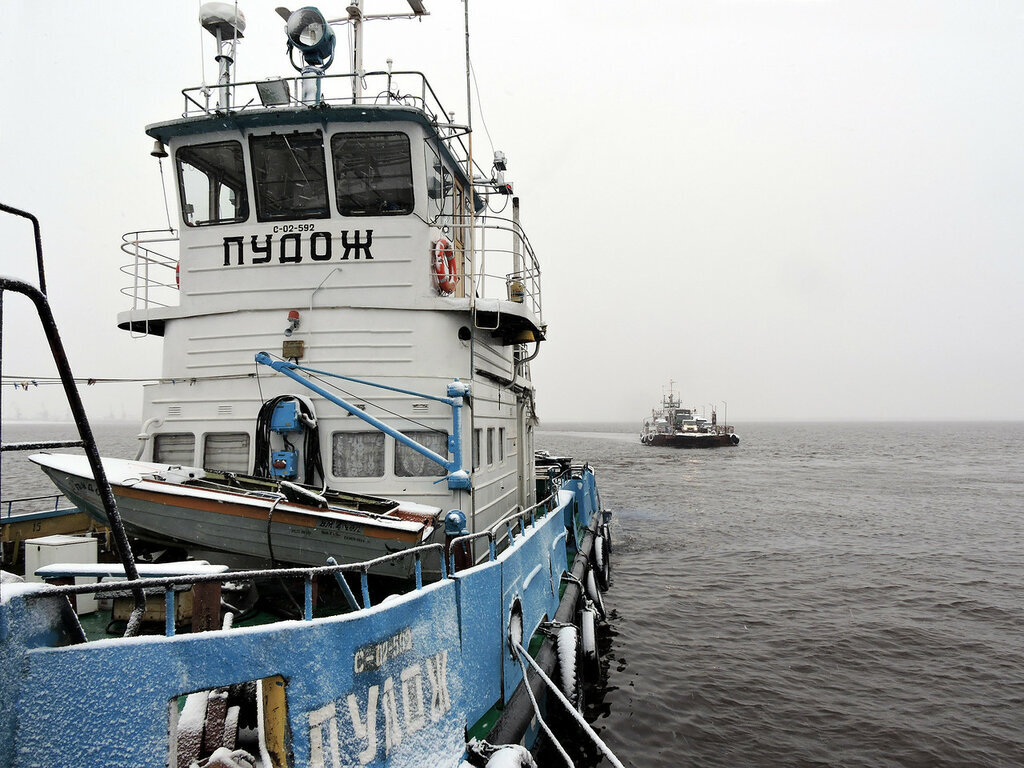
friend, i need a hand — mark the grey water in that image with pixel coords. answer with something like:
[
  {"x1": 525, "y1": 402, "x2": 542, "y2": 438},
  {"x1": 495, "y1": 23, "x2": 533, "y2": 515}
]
[
  {"x1": 4, "y1": 421, "x2": 1024, "y2": 767},
  {"x1": 538, "y1": 421, "x2": 1024, "y2": 768}
]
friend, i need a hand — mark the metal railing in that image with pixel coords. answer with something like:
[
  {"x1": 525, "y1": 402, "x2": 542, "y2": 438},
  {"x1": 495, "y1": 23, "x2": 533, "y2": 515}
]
[
  {"x1": 447, "y1": 490, "x2": 561, "y2": 574},
  {"x1": 25, "y1": 542, "x2": 449, "y2": 642},
  {"x1": 182, "y1": 71, "x2": 460, "y2": 140},
  {"x1": 119, "y1": 229, "x2": 180, "y2": 320},
  {"x1": 2, "y1": 494, "x2": 72, "y2": 521},
  {"x1": 466, "y1": 214, "x2": 543, "y2": 325}
]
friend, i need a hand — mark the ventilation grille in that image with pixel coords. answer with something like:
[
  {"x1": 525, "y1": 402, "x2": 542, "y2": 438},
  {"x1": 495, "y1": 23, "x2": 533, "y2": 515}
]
[
  {"x1": 167, "y1": 405, "x2": 182, "y2": 417},
  {"x1": 217, "y1": 404, "x2": 233, "y2": 416}
]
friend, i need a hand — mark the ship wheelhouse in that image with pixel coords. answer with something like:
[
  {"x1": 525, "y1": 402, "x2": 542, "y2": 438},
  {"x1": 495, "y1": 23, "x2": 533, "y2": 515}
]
[{"x1": 117, "y1": 71, "x2": 545, "y2": 544}]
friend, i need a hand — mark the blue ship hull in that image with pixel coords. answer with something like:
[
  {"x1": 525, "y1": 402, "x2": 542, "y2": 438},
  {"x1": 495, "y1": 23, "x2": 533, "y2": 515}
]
[{"x1": 0, "y1": 470, "x2": 607, "y2": 767}]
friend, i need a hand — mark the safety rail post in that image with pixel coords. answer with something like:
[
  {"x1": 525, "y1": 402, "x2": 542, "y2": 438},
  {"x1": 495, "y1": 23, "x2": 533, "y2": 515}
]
[
  {"x1": 446, "y1": 529, "x2": 493, "y2": 575},
  {"x1": 304, "y1": 577, "x2": 314, "y2": 620},
  {"x1": 360, "y1": 571, "x2": 371, "y2": 609},
  {"x1": 137, "y1": 239, "x2": 146, "y2": 311},
  {"x1": 415, "y1": 554, "x2": 423, "y2": 590},
  {"x1": 165, "y1": 589, "x2": 176, "y2": 637},
  {"x1": 326, "y1": 556, "x2": 361, "y2": 611}
]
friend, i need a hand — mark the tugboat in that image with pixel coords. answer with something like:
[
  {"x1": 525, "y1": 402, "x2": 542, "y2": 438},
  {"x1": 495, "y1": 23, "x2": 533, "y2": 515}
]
[
  {"x1": 640, "y1": 382, "x2": 739, "y2": 448},
  {"x1": 0, "y1": 4, "x2": 621, "y2": 767}
]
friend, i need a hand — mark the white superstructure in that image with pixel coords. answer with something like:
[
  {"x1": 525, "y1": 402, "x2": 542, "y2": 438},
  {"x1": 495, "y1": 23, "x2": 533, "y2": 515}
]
[{"x1": 116, "y1": 4, "x2": 546, "y2": 544}]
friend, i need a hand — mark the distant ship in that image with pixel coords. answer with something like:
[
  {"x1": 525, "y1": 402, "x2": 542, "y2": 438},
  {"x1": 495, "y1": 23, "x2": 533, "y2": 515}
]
[{"x1": 640, "y1": 384, "x2": 739, "y2": 448}]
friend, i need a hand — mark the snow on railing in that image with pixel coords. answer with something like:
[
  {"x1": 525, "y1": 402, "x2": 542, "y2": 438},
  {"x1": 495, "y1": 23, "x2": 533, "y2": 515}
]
[{"x1": 24, "y1": 542, "x2": 450, "y2": 641}]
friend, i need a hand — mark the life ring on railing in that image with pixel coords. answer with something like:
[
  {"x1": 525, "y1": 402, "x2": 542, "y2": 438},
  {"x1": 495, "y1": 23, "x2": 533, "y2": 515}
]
[
  {"x1": 432, "y1": 238, "x2": 457, "y2": 294},
  {"x1": 175, "y1": 262, "x2": 180, "y2": 289}
]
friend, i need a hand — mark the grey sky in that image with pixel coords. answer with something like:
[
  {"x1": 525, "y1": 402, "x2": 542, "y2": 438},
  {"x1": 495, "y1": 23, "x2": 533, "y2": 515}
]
[{"x1": 1, "y1": 1, "x2": 1022, "y2": 424}]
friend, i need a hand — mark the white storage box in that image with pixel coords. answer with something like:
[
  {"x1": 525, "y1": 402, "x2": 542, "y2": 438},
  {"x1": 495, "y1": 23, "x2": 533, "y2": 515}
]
[{"x1": 25, "y1": 535, "x2": 99, "y2": 615}]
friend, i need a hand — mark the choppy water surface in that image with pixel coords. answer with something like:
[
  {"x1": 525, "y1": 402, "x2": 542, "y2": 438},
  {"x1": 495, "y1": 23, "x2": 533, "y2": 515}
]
[
  {"x1": 538, "y1": 422, "x2": 1024, "y2": 767},
  {"x1": 5, "y1": 421, "x2": 1024, "y2": 767}
]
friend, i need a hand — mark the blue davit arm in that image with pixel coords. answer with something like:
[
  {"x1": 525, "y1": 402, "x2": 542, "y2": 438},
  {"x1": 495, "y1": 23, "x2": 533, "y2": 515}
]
[{"x1": 254, "y1": 352, "x2": 471, "y2": 490}]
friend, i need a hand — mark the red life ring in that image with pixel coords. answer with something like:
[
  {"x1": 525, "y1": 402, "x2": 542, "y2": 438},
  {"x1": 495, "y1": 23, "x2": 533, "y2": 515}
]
[{"x1": 433, "y1": 238, "x2": 457, "y2": 294}]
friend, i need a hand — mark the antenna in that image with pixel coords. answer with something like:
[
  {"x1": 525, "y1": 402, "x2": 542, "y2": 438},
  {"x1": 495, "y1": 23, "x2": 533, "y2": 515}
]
[
  {"x1": 327, "y1": 1, "x2": 429, "y2": 104},
  {"x1": 199, "y1": 3, "x2": 246, "y2": 111}
]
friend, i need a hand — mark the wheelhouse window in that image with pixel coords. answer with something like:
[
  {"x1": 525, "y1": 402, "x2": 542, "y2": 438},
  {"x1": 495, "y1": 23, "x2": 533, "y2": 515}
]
[
  {"x1": 395, "y1": 431, "x2": 448, "y2": 478},
  {"x1": 250, "y1": 131, "x2": 330, "y2": 221},
  {"x1": 176, "y1": 141, "x2": 249, "y2": 227},
  {"x1": 332, "y1": 432, "x2": 385, "y2": 478},
  {"x1": 331, "y1": 132, "x2": 414, "y2": 216}
]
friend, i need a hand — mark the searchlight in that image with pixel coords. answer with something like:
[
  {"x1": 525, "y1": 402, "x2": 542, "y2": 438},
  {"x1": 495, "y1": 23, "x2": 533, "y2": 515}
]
[
  {"x1": 280, "y1": 6, "x2": 336, "y2": 104},
  {"x1": 285, "y1": 7, "x2": 337, "y2": 67}
]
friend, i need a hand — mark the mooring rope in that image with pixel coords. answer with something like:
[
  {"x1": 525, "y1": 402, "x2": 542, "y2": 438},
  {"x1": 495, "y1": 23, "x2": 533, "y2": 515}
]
[
  {"x1": 513, "y1": 640, "x2": 626, "y2": 768},
  {"x1": 512, "y1": 643, "x2": 573, "y2": 768}
]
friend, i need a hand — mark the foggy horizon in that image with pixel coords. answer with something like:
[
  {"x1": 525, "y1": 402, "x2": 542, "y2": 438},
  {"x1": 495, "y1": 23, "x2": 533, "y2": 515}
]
[{"x1": 2, "y1": 1, "x2": 1022, "y2": 424}]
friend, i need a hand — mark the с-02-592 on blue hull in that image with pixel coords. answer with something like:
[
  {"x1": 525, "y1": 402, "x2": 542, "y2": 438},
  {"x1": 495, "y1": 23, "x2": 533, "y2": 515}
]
[{"x1": 0, "y1": 2, "x2": 622, "y2": 766}]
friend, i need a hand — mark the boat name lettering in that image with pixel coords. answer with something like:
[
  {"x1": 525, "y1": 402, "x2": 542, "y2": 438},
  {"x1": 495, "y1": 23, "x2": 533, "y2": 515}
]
[
  {"x1": 317, "y1": 519, "x2": 361, "y2": 533},
  {"x1": 221, "y1": 230, "x2": 373, "y2": 266},
  {"x1": 71, "y1": 479, "x2": 97, "y2": 495},
  {"x1": 271, "y1": 223, "x2": 316, "y2": 233},
  {"x1": 307, "y1": 650, "x2": 451, "y2": 766},
  {"x1": 354, "y1": 627, "x2": 414, "y2": 674}
]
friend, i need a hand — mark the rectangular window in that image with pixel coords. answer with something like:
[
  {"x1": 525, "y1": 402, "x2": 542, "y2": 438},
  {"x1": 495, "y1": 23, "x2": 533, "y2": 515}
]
[
  {"x1": 499, "y1": 427, "x2": 505, "y2": 462},
  {"x1": 203, "y1": 432, "x2": 249, "y2": 473},
  {"x1": 332, "y1": 132, "x2": 413, "y2": 216},
  {"x1": 486, "y1": 428, "x2": 494, "y2": 466},
  {"x1": 250, "y1": 131, "x2": 330, "y2": 221},
  {"x1": 472, "y1": 428, "x2": 481, "y2": 471},
  {"x1": 332, "y1": 432, "x2": 385, "y2": 477},
  {"x1": 395, "y1": 431, "x2": 448, "y2": 477},
  {"x1": 176, "y1": 141, "x2": 249, "y2": 227},
  {"x1": 153, "y1": 433, "x2": 196, "y2": 465}
]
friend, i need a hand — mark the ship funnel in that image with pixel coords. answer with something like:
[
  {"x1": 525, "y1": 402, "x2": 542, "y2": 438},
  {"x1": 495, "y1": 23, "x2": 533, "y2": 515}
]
[{"x1": 200, "y1": 2, "x2": 246, "y2": 111}]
